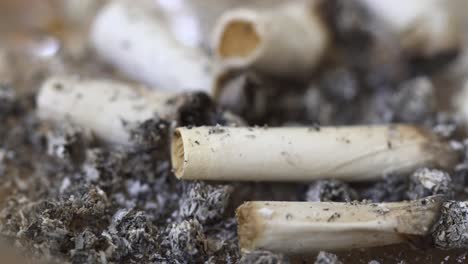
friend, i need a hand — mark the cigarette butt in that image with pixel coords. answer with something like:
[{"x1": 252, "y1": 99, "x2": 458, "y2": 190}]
[
  {"x1": 171, "y1": 125, "x2": 457, "y2": 182},
  {"x1": 90, "y1": 0, "x2": 214, "y2": 92},
  {"x1": 454, "y1": 80, "x2": 468, "y2": 132},
  {"x1": 37, "y1": 76, "x2": 179, "y2": 146},
  {"x1": 236, "y1": 196, "x2": 444, "y2": 253},
  {"x1": 360, "y1": 0, "x2": 460, "y2": 57},
  {"x1": 212, "y1": 1, "x2": 329, "y2": 78}
]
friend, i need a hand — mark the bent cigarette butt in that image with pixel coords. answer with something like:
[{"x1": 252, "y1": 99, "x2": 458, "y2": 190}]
[
  {"x1": 91, "y1": 0, "x2": 214, "y2": 92},
  {"x1": 236, "y1": 197, "x2": 444, "y2": 253},
  {"x1": 37, "y1": 76, "x2": 179, "y2": 146},
  {"x1": 171, "y1": 126, "x2": 457, "y2": 182},
  {"x1": 212, "y1": 1, "x2": 329, "y2": 78}
]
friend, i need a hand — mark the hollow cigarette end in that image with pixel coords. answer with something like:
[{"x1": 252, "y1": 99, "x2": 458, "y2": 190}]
[
  {"x1": 171, "y1": 129, "x2": 185, "y2": 179},
  {"x1": 236, "y1": 202, "x2": 263, "y2": 253},
  {"x1": 216, "y1": 13, "x2": 261, "y2": 60}
]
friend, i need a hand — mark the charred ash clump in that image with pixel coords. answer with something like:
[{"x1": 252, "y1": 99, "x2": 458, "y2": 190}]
[
  {"x1": 178, "y1": 92, "x2": 227, "y2": 126},
  {"x1": 177, "y1": 181, "x2": 233, "y2": 224},
  {"x1": 2, "y1": 187, "x2": 112, "y2": 261},
  {"x1": 360, "y1": 175, "x2": 408, "y2": 202},
  {"x1": 130, "y1": 117, "x2": 171, "y2": 154},
  {"x1": 432, "y1": 201, "x2": 468, "y2": 249},
  {"x1": 314, "y1": 251, "x2": 343, "y2": 264},
  {"x1": 407, "y1": 168, "x2": 453, "y2": 200},
  {"x1": 168, "y1": 219, "x2": 207, "y2": 263},
  {"x1": 306, "y1": 180, "x2": 358, "y2": 202},
  {"x1": 389, "y1": 77, "x2": 436, "y2": 124},
  {"x1": 0, "y1": 93, "x2": 242, "y2": 263},
  {"x1": 46, "y1": 122, "x2": 89, "y2": 166},
  {"x1": 363, "y1": 76, "x2": 437, "y2": 124}
]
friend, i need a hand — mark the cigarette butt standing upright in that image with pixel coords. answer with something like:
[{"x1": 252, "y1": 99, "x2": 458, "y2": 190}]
[
  {"x1": 236, "y1": 197, "x2": 445, "y2": 253},
  {"x1": 171, "y1": 126, "x2": 457, "y2": 182},
  {"x1": 37, "y1": 76, "x2": 179, "y2": 146},
  {"x1": 212, "y1": 1, "x2": 329, "y2": 78},
  {"x1": 91, "y1": 0, "x2": 214, "y2": 92}
]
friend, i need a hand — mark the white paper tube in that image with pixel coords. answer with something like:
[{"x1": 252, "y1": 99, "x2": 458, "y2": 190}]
[
  {"x1": 90, "y1": 0, "x2": 214, "y2": 92},
  {"x1": 171, "y1": 126, "x2": 457, "y2": 182},
  {"x1": 37, "y1": 76, "x2": 179, "y2": 146},
  {"x1": 237, "y1": 197, "x2": 444, "y2": 253},
  {"x1": 212, "y1": 1, "x2": 329, "y2": 78}
]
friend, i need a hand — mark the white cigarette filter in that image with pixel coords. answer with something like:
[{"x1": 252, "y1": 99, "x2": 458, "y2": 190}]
[
  {"x1": 454, "y1": 80, "x2": 468, "y2": 132},
  {"x1": 171, "y1": 126, "x2": 457, "y2": 182},
  {"x1": 37, "y1": 76, "x2": 179, "y2": 146},
  {"x1": 212, "y1": 1, "x2": 329, "y2": 78},
  {"x1": 236, "y1": 197, "x2": 445, "y2": 253},
  {"x1": 91, "y1": 0, "x2": 214, "y2": 92},
  {"x1": 360, "y1": 0, "x2": 460, "y2": 57}
]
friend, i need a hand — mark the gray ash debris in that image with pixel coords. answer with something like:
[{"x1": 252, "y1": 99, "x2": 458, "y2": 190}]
[
  {"x1": 0, "y1": 83, "x2": 19, "y2": 116},
  {"x1": 168, "y1": 219, "x2": 207, "y2": 263},
  {"x1": 360, "y1": 175, "x2": 408, "y2": 202},
  {"x1": 363, "y1": 76, "x2": 436, "y2": 124},
  {"x1": 407, "y1": 168, "x2": 453, "y2": 200},
  {"x1": 314, "y1": 251, "x2": 343, "y2": 264},
  {"x1": 177, "y1": 181, "x2": 233, "y2": 224},
  {"x1": 178, "y1": 92, "x2": 227, "y2": 126},
  {"x1": 306, "y1": 180, "x2": 358, "y2": 202},
  {"x1": 390, "y1": 77, "x2": 436, "y2": 123},
  {"x1": 46, "y1": 122, "x2": 89, "y2": 166},
  {"x1": 451, "y1": 140, "x2": 468, "y2": 198},
  {"x1": 238, "y1": 250, "x2": 290, "y2": 264},
  {"x1": 203, "y1": 218, "x2": 239, "y2": 263},
  {"x1": 432, "y1": 112, "x2": 458, "y2": 139},
  {"x1": 0, "y1": 91, "x2": 241, "y2": 263},
  {"x1": 130, "y1": 117, "x2": 170, "y2": 153},
  {"x1": 320, "y1": 67, "x2": 359, "y2": 103},
  {"x1": 0, "y1": 187, "x2": 112, "y2": 261},
  {"x1": 432, "y1": 201, "x2": 468, "y2": 250},
  {"x1": 103, "y1": 209, "x2": 159, "y2": 262}
]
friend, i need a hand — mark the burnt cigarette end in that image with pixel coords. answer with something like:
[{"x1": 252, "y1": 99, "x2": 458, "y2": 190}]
[
  {"x1": 218, "y1": 18, "x2": 261, "y2": 59},
  {"x1": 396, "y1": 196, "x2": 445, "y2": 235},
  {"x1": 236, "y1": 202, "x2": 264, "y2": 252},
  {"x1": 171, "y1": 129, "x2": 186, "y2": 178},
  {"x1": 432, "y1": 201, "x2": 468, "y2": 250},
  {"x1": 407, "y1": 168, "x2": 453, "y2": 200}
]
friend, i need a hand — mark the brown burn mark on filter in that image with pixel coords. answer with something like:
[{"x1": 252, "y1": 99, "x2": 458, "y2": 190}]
[
  {"x1": 171, "y1": 129, "x2": 186, "y2": 178},
  {"x1": 236, "y1": 202, "x2": 266, "y2": 253},
  {"x1": 390, "y1": 125, "x2": 459, "y2": 170},
  {"x1": 412, "y1": 127, "x2": 460, "y2": 170},
  {"x1": 394, "y1": 196, "x2": 445, "y2": 236}
]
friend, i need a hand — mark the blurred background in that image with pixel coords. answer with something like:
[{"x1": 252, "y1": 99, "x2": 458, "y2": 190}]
[{"x1": 2, "y1": 0, "x2": 468, "y2": 263}]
